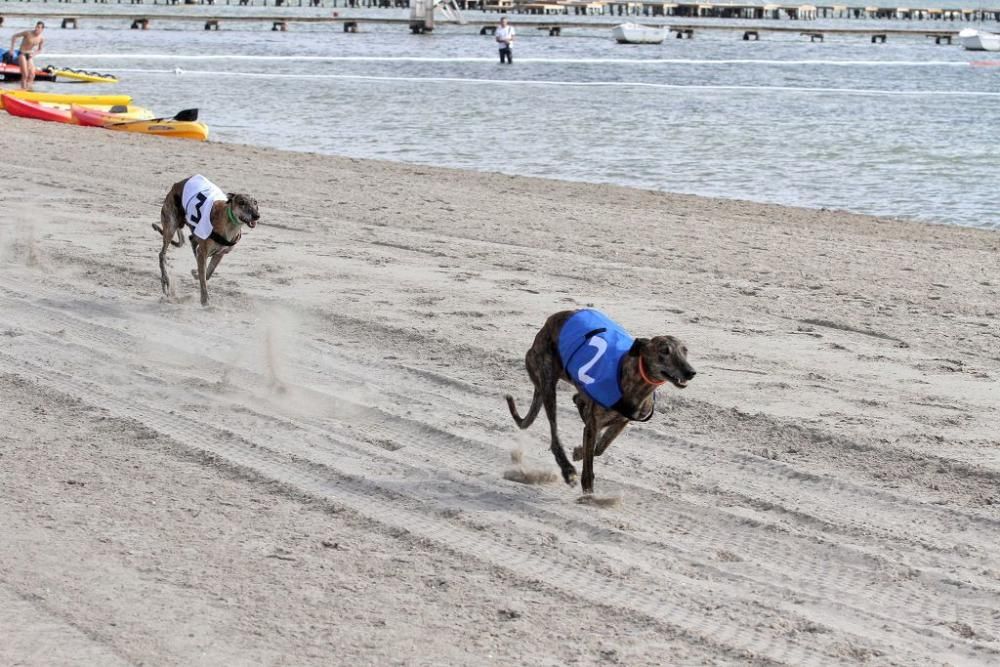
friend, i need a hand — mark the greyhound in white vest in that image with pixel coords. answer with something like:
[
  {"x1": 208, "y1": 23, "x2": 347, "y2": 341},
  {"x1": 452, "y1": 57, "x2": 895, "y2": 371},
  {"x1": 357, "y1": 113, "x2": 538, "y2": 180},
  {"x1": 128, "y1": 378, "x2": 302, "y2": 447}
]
[{"x1": 153, "y1": 174, "x2": 260, "y2": 306}]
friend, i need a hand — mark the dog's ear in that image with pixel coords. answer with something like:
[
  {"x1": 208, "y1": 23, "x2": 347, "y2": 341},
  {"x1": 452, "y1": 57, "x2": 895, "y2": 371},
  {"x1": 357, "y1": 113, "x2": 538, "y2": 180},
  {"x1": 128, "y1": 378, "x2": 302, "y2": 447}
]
[
  {"x1": 226, "y1": 192, "x2": 236, "y2": 203},
  {"x1": 629, "y1": 338, "x2": 649, "y2": 357}
]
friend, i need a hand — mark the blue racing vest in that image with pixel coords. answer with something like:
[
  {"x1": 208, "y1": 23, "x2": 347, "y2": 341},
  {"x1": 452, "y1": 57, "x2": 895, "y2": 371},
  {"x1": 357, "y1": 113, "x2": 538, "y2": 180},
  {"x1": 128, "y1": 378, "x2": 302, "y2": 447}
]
[{"x1": 558, "y1": 309, "x2": 635, "y2": 411}]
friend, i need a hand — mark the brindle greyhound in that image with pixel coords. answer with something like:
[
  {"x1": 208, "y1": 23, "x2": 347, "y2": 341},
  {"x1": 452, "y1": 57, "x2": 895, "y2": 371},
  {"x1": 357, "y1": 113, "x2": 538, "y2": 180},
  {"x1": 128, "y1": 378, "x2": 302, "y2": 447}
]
[
  {"x1": 153, "y1": 176, "x2": 260, "y2": 307},
  {"x1": 506, "y1": 310, "x2": 696, "y2": 494}
]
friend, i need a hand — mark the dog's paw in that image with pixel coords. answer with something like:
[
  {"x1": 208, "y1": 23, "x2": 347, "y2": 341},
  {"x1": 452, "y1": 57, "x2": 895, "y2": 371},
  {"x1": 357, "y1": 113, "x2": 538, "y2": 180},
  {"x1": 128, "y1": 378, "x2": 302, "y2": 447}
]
[{"x1": 563, "y1": 470, "x2": 578, "y2": 487}]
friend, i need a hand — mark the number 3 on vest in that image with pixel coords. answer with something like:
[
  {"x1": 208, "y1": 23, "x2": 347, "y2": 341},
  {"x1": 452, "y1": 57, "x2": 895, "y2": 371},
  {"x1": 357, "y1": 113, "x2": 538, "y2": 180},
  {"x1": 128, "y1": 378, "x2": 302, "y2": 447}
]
[
  {"x1": 191, "y1": 192, "x2": 208, "y2": 224},
  {"x1": 577, "y1": 337, "x2": 608, "y2": 385}
]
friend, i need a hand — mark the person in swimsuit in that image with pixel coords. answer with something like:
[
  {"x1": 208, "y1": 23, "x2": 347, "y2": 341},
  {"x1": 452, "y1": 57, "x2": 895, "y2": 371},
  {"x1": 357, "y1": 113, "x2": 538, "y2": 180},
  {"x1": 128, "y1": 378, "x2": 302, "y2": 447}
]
[{"x1": 9, "y1": 22, "x2": 45, "y2": 90}]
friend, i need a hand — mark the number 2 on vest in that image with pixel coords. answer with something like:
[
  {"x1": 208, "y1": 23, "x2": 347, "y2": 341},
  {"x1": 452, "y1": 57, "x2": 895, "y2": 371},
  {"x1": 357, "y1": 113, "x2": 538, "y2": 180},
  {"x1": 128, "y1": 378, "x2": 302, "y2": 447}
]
[{"x1": 577, "y1": 337, "x2": 608, "y2": 385}]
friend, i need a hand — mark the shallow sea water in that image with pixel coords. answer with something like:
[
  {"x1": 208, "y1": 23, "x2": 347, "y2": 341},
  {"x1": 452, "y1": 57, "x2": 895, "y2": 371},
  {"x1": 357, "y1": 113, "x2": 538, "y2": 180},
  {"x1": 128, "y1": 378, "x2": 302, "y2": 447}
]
[{"x1": 3, "y1": 8, "x2": 999, "y2": 227}]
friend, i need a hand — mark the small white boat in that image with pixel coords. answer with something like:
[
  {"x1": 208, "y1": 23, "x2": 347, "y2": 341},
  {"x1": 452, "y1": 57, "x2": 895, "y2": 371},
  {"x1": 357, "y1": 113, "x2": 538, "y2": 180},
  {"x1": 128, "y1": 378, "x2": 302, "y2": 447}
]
[
  {"x1": 958, "y1": 28, "x2": 1000, "y2": 51},
  {"x1": 612, "y1": 23, "x2": 667, "y2": 45}
]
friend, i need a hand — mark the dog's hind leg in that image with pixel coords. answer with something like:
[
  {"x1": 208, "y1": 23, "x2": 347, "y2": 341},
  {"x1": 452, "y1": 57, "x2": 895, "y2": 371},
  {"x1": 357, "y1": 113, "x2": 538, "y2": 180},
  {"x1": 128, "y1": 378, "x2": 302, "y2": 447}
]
[
  {"x1": 152, "y1": 223, "x2": 184, "y2": 248},
  {"x1": 525, "y1": 356, "x2": 576, "y2": 486},
  {"x1": 522, "y1": 348, "x2": 577, "y2": 486},
  {"x1": 543, "y1": 383, "x2": 576, "y2": 486},
  {"x1": 158, "y1": 239, "x2": 173, "y2": 295},
  {"x1": 157, "y1": 224, "x2": 173, "y2": 296}
]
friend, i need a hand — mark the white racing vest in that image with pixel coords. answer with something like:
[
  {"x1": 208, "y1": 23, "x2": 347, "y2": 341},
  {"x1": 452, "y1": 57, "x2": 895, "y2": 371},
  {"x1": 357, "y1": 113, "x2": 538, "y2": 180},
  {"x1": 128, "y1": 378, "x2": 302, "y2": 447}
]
[{"x1": 182, "y1": 174, "x2": 226, "y2": 241}]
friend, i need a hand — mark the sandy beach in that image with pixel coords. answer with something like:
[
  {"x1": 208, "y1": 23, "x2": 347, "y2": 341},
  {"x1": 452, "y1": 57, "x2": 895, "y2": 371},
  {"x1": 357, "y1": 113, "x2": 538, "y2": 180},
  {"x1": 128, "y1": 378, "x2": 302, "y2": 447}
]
[{"x1": 1, "y1": 113, "x2": 999, "y2": 665}]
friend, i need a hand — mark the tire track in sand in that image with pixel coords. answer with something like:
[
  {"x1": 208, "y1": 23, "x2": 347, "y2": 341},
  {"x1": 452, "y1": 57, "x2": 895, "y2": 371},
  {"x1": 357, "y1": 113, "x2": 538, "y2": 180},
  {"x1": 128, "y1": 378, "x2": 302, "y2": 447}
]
[{"x1": 1, "y1": 284, "x2": 996, "y2": 663}]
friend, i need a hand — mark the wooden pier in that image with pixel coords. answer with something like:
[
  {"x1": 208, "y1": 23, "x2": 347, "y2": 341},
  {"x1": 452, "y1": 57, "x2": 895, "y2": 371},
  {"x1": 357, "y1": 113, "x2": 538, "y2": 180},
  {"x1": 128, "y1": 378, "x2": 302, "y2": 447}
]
[
  {"x1": 1, "y1": 0, "x2": 1000, "y2": 23},
  {"x1": 0, "y1": 9, "x2": 976, "y2": 42},
  {"x1": 1, "y1": 1, "x2": 997, "y2": 41}
]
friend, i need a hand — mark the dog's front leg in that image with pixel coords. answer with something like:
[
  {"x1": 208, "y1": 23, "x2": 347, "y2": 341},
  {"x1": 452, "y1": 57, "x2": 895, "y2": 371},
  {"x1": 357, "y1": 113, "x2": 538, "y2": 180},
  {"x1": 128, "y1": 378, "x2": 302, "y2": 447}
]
[
  {"x1": 573, "y1": 419, "x2": 627, "y2": 462},
  {"x1": 205, "y1": 253, "x2": 224, "y2": 282},
  {"x1": 594, "y1": 419, "x2": 628, "y2": 458},
  {"x1": 196, "y1": 245, "x2": 211, "y2": 306},
  {"x1": 579, "y1": 412, "x2": 599, "y2": 494}
]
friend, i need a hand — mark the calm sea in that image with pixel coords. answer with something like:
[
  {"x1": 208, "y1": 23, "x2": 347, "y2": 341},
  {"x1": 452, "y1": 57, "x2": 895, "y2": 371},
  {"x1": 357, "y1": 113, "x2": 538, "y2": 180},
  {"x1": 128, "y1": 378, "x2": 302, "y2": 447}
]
[{"x1": 3, "y1": 7, "x2": 999, "y2": 228}]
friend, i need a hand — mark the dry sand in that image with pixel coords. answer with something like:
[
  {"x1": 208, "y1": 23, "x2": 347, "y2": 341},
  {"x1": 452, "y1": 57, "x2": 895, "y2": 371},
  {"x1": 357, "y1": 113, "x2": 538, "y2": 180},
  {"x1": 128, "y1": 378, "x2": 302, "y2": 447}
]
[{"x1": 1, "y1": 114, "x2": 999, "y2": 666}]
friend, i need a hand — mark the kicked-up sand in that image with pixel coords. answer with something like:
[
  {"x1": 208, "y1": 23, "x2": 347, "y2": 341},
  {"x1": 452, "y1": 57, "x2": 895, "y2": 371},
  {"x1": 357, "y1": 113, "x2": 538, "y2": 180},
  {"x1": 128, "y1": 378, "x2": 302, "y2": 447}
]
[{"x1": 1, "y1": 114, "x2": 999, "y2": 665}]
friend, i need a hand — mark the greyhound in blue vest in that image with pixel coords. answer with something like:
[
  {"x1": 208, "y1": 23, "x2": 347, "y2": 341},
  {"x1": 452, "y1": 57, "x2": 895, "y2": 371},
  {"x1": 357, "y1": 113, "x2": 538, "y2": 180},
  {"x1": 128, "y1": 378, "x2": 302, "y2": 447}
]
[{"x1": 506, "y1": 309, "x2": 696, "y2": 495}]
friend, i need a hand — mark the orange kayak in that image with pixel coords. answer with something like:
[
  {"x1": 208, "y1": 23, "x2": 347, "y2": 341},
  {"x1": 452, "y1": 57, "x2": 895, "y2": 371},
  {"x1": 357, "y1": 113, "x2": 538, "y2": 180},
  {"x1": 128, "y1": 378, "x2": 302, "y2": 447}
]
[{"x1": 71, "y1": 105, "x2": 208, "y2": 142}]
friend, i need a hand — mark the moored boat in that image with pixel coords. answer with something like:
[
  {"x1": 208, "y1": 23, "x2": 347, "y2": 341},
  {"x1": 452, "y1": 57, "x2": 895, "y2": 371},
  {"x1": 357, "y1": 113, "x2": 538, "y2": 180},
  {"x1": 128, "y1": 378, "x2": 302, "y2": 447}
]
[
  {"x1": 612, "y1": 23, "x2": 668, "y2": 45},
  {"x1": 958, "y1": 28, "x2": 1000, "y2": 51}
]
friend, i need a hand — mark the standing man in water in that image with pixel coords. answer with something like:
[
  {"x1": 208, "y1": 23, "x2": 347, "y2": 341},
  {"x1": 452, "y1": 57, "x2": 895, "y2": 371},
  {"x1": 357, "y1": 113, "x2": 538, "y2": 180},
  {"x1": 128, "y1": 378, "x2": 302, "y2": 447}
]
[
  {"x1": 495, "y1": 16, "x2": 515, "y2": 65},
  {"x1": 9, "y1": 22, "x2": 45, "y2": 90}
]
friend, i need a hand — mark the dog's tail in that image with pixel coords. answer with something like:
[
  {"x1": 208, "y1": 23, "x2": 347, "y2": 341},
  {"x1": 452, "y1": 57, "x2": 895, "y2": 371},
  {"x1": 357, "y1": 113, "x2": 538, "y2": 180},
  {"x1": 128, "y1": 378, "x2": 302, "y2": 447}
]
[
  {"x1": 152, "y1": 223, "x2": 184, "y2": 248},
  {"x1": 505, "y1": 391, "x2": 542, "y2": 430}
]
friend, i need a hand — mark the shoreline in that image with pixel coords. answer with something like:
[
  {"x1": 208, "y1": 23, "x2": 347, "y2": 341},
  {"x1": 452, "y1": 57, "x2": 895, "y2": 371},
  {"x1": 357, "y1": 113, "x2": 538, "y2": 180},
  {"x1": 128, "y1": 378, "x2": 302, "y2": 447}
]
[
  {"x1": 2, "y1": 115, "x2": 999, "y2": 664},
  {"x1": 0, "y1": 80, "x2": 1000, "y2": 232},
  {"x1": 3, "y1": 108, "x2": 992, "y2": 233},
  {"x1": 3, "y1": 20, "x2": 997, "y2": 231}
]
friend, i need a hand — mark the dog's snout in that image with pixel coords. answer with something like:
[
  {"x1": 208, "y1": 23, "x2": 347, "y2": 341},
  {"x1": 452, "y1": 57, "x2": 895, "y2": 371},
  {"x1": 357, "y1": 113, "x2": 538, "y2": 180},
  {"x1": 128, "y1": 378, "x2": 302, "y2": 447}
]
[{"x1": 685, "y1": 368, "x2": 697, "y2": 381}]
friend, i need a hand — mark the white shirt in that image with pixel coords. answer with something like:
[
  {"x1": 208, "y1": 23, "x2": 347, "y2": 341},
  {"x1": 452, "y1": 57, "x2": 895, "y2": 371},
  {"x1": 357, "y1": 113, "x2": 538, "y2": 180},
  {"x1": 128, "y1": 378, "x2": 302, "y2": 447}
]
[
  {"x1": 182, "y1": 174, "x2": 226, "y2": 240},
  {"x1": 496, "y1": 25, "x2": 515, "y2": 46}
]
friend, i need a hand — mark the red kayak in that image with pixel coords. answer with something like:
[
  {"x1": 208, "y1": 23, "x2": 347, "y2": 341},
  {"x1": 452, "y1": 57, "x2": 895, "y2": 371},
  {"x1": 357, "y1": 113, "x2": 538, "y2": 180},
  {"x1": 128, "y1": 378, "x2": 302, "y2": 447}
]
[
  {"x1": 69, "y1": 104, "x2": 110, "y2": 127},
  {"x1": 0, "y1": 63, "x2": 57, "y2": 83},
  {"x1": 1, "y1": 93, "x2": 73, "y2": 123}
]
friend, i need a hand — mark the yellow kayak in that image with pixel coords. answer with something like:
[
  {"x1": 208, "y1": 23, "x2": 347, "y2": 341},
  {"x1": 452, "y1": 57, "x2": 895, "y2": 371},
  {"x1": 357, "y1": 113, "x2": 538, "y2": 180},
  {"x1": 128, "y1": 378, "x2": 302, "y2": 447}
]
[
  {"x1": 50, "y1": 68, "x2": 118, "y2": 84},
  {"x1": 0, "y1": 90, "x2": 131, "y2": 110},
  {"x1": 71, "y1": 106, "x2": 208, "y2": 142},
  {"x1": 104, "y1": 119, "x2": 209, "y2": 142}
]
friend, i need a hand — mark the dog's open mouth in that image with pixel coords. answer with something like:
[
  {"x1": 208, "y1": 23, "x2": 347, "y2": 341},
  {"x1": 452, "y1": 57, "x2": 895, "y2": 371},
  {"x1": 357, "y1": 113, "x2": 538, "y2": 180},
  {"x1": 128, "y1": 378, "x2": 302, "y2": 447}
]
[
  {"x1": 244, "y1": 218, "x2": 258, "y2": 228},
  {"x1": 665, "y1": 375, "x2": 689, "y2": 389}
]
